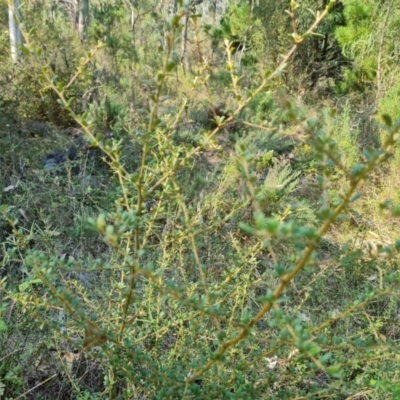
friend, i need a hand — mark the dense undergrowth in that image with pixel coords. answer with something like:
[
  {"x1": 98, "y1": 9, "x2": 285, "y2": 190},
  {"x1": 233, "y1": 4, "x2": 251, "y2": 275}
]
[{"x1": 1, "y1": 0, "x2": 400, "y2": 398}]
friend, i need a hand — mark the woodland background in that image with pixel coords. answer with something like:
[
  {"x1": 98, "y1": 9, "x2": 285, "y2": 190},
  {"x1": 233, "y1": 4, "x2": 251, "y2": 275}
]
[{"x1": 1, "y1": 0, "x2": 400, "y2": 398}]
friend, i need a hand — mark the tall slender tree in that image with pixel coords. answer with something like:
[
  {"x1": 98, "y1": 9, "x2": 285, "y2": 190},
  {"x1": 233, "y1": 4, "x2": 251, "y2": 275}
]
[
  {"x1": 78, "y1": 0, "x2": 90, "y2": 41},
  {"x1": 8, "y1": 0, "x2": 22, "y2": 63}
]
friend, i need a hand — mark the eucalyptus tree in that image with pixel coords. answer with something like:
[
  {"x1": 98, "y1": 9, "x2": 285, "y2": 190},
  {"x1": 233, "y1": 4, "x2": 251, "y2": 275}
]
[
  {"x1": 8, "y1": 0, "x2": 21, "y2": 63},
  {"x1": 78, "y1": 0, "x2": 90, "y2": 41}
]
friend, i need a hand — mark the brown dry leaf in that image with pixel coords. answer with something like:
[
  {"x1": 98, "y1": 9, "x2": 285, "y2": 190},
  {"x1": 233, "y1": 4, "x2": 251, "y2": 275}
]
[
  {"x1": 36, "y1": 361, "x2": 52, "y2": 373},
  {"x1": 127, "y1": 311, "x2": 140, "y2": 326},
  {"x1": 379, "y1": 333, "x2": 387, "y2": 343},
  {"x1": 288, "y1": 348, "x2": 299, "y2": 361},
  {"x1": 36, "y1": 354, "x2": 56, "y2": 375},
  {"x1": 63, "y1": 351, "x2": 80, "y2": 373},
  {"x1": 84, "y1": 324, "x2": 108, "y2": 350}
]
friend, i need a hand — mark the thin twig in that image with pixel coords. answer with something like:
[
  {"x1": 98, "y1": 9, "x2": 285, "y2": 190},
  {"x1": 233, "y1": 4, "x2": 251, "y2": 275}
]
[{"x1": 14, "y1": 374, "x2": 57, "y2": 400}]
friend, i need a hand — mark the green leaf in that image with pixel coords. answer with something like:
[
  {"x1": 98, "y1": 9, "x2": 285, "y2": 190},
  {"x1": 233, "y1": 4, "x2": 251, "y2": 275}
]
[
  {"x1": 274, "y1": 264, "x2": 286, "y2": 277},
  {"x1": 307, "y1": 118, "x2": 318, "y2": 128},
  {"x1": 319, "y1": 352, "x2": 332, "y2": 364},
  {"x1": 0, "y1": 319, "x2": 7, "y2": 332},
  {"x1": 350, "y1": 193, "x2": 361, "y2": 203},
  {"x1": 264, "y1": 289, "x2": 275, "y2": 303},
  {"x1": 239, "y1": 222, "x2": 255, "y2": 235},
  {"x1": 19, "y1": 278, "x2": 42, "y2": 292},
  {"x1": 306, "y1": 8, "x2": 316, "y2": 17},
  {"x1": 20, "y1": 45, "x2": 30, "y2": 54},
  {"x1": 171, "y1": 15, "x2": 181, "y2": 27},
  {"x1": 255, "y1": 212, "x2": 266, "y2": 230},
  {"x1": 97, "y1": 214, "x2": 106, "y2": 234},
  {"x1": 381, "y1": 114, "x2": 393, "y2": 127},
  {"x1": 307, "y1": 344, "x2": 321, "y2": 356},
  {"x1": 266, "y1": 218, "x2": 279, "y2": 234},
  {"x1": 310, "y1": 32, "x2": 325, "y2": 39},
  {"x1": 392, "y1": 205, "x2": 400, "y2": 217},
  {"x1": 351, "y1": 164, "x2": 366, "y2": 178},
  {"x1": 166, "y1": 61, "x2": 177, "y2": 72},
  {"x1": 327, "y1": 365, "x2": 342, "y2": 377}
]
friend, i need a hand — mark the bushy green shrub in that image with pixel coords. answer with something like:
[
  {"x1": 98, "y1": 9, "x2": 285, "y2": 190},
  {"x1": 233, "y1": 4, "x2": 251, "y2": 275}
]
[
  {"x1": 2, "y1": 1, "x2": 400, "y2": 399},
  {"x1": 379, "y1": 81, "x2": 400, "y2": 121},
  {"x1": 333, "y1": 100, "x2": 360, "y2": 168}
]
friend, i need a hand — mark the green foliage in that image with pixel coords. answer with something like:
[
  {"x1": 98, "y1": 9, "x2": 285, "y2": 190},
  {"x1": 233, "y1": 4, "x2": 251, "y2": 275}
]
[
  {"x1": 206, "y1": 3, "x2": 264, "y2": 70},
  {"x1": 334, "y1": 0, "x2": 400, "y2": 94},
  {"x1": 256, "y1": 157, "x2": 301, "y2": 212},
  {"x1": 90, "y1": 0, "x2": 136, "y2": 61},
  {"x1": 334, "y1": 1, "x2": 378, "y2": 90},
  {"x1": 2, "y1": 1, "x2": 400, "y2": 398},
  {"x1": 379, "y1": 80, "x2": 400, "y2": 121},
  {"x1": 333, "y1": 101, "x2": 360, "y2": 168},
  {"x1": 237, "y1": 128, "x2": 292, "y2": 158},
  {"x1": 247, "y1": 91, "x2": 276, "y2": 123},
  {"x1": 336, "y1": 0, "x2": 373, "y2": 41},
  {"x1": 209, "y1": 70, "x2": 232, "y2": 88},
  {"x1": 88, "y1": 95, "x2": 127, "y2": 130}
]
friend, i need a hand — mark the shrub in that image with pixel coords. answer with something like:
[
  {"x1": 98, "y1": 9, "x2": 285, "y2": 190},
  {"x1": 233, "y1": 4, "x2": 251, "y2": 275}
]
[{"x1": 2, "y1": 1, "x2": 400, "y2": 399}]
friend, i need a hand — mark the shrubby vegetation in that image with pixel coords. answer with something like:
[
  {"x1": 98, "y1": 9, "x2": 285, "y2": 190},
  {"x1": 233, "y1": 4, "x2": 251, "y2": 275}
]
[{"x1": 1, "y1": 0, "x2": 400, "y2": 398}]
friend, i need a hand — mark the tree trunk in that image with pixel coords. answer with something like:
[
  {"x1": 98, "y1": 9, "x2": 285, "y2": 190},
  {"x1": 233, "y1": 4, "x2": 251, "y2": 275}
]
[
  {"x1": 181, "y1": 14, "x2": 191, "y2": 73},
  {"x1": 78, "y1": 0, "x2": 90, "y2": 42},
  {"x1": 131, "y1": 6, "x2": 135, "y2": 45},
  {"x1": 8, "y1": 0, "x2": 22, "y2": 63}
]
